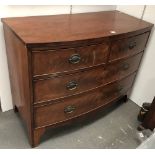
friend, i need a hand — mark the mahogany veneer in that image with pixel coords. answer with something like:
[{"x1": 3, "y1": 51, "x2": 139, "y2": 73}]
[
  {"x1": 33, "y1": 43, "x2": 109, "y2": 76},
  {"x1": 2, "y1": 11, "x2": 153, "y2": 147}
]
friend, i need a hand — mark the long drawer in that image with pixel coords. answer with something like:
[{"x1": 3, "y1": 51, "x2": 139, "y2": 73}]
[
  {"x1": 33, "y1": 53, "x2": 142, "y2": 103},
  {"x1": 110, "y1": 32, "x2": 149, "y2": 61},
  {"x1": 32, "y1": 43, "x2": 109, "y2": 76},
  {"x1": 34, "y1": 73, "x2": 136, "y2": 128}
]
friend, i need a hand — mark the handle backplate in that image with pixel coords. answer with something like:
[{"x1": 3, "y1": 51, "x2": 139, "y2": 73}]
[
  {"x1": 117, "y1": 85, "x2": 123, "y2": 92},
  {"x1": 69, "y1": 54, "x2": 81, "y2": 64},
  {"x1": 122, "y1": 63, "x2": 130, "y2": 70},
  {"x1": 64, "y1": 105, "x2": 76, "y2": 114},
  {"x1": 66, "y1": 81, "x2": 78, "y2": 90},
  {"x1": 129, "y1": 42, "x2": 136, "y2": 50}
]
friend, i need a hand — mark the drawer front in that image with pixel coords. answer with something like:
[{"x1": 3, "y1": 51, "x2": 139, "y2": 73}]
[
  {"x1": 110, "y1": 32, "x2": 149, "y2": 61},
  {"x1": 33, "y1": 53, "x2": 142, "y2": 103},
  {"x1": 34, "y1": 73, "x2": 136, "y2": 127},
  {"x1": 34, "y1": 66, "x2": 106, "y2": 103},
  {"x1": 32, "y1": 43, "x2": 109, "y2": 76},
  {"x1": 106, "y1": 52, "x2": 143, "y2": 82}
]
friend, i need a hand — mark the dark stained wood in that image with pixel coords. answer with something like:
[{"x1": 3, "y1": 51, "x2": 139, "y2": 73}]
[
  {"x1": 32, "y1": 51, "x2": 143, "y2": 80},
  {"x1": 34, "y1": 73, "x2": 136, "y2": 128},
  {"x1": 2, "y1": 11, "x2": 153, "y2": 147},
  {"x1": 106, "y1": 52, "x2": 143, "y2": 82},
  {"x1": 3, "y1": 25, "x2": 34, "y2": 146},
  {"x1": 33, "y1": 53, "x2": 143, "y2": 103},
  {"x1": 32, "y1": 128, "x2": 45, "y2": 147},
  {"x1": 110, "y1": 32, "x2": 150, "y2": 61},
  {"x1": 13, "y1": 105, "x2": 18, "y2": 113},
  {"x1": 33, "y1": 93, "x2": 130, "y2": 147},
  {"x1": 1, "y1": 11, "x2": 153, "y2": 45},
  {"x1": 32, "y1": 43, "x2": 109, "y2": 76}
]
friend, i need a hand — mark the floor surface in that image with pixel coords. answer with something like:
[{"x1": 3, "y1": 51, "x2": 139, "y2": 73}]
[{"x1": 0, "y1": 100, "x2": 142, "y2": 149}]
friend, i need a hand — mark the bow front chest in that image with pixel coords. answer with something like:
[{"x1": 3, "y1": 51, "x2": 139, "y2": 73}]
[{"x1": 2, "y1": 11, "x2": 153, "y2": 147}]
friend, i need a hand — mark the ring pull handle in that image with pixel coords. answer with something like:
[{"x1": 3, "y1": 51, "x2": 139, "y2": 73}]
[
  {"x1": 117, "y1": 85, "x2": 123, "y2": 92},
  {"x1": 66, "y1": 81, "x2": 78, "y2": 90},
  {"x1": 122, "y1": 63, "x2": 130, "y2": 70},
  {"x1": 129, "y1": 42, "x2": 136, "y2": 50},
  {"x1": 69, "y1": 54, "x2": 81, "y2": 64},
  {"x1": 64, "y1": 105, "x2": 76, "y2": 114}
]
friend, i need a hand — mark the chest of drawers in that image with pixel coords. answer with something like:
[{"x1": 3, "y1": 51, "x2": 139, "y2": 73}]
[{"x1": 2, "y1": 11, "x2": 153, "y2": 147}]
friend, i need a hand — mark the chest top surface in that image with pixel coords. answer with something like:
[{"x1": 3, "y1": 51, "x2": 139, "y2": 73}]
[{"x1": 1, "y1": 11, "x2": 153, "y2": 44}]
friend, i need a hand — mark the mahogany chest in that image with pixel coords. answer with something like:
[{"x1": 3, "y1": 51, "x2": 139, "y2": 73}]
[{"x1": 2, "y1": 11, "x2": 153, "y2": 147}]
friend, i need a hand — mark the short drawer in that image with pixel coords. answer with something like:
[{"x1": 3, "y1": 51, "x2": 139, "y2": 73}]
[
  {"x1": 106, "y1": 52, "x2": 143, "y2": 82},
  {"x1": 34, "y1": 73, "x2": 136, "y2": 128},
  {"x1": 33, "y1": 53, "x2": 142, "y2": 103},
  {"x1": 110, "y1": 32, "x2": 149, "y2": 61},
  {"x1": 32, "y1": 43, "x2": 109, "y2": 76}
]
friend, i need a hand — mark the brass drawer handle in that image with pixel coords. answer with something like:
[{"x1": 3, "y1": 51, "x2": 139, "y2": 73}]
[
  {"x1": 129, "y1": 42, "x2": 136, "y2": 50},
  {"x1": 122, "y1": 63, "x2": 130, "y2": 70},
  {"x1": 117, "y1": 85, "x2": 123, "y2": 92},
  {"x1": 69, "y1": 54, "x2": 81, "y2": 64},
  {"x1": 66, "y1": 81, "x2": 78, "y2": 90},
  {"x1": 64, "y1": 105, "x2": 76, "y2": 114}
]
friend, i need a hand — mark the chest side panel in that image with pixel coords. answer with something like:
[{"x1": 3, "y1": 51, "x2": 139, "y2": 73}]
[{"x1": 3, "y1": 25, "x2": 33, "y2": 134}]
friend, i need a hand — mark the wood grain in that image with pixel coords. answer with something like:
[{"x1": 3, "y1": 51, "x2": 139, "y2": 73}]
[
  {"x1": 1, "y1": 11, "x2": 153, "y2": 45},
  {"x1": 110, "y1": 32, "x2": 150, "y2": 61},
  {"x1": 3, "y1": 25, "x2": 34, "y2": 145},
  {"x1": 34, "y1": 73, "x2": 136, "y2": 128},
  {"x1": 32, "y1": 43, "x2": 109, "y2": 76},
  {"x1": 33, "y1": 53, "x2": 143, "y2": 103},
  {"x1": 2, "y1": 11, "x2": 153, "y2": 147}
]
